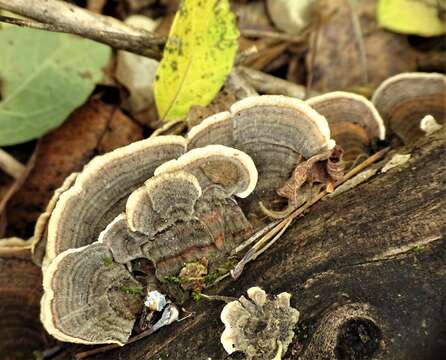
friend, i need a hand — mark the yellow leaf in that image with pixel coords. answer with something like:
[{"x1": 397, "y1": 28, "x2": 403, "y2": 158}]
[
  {"x1": 377, "y1": 0, "x2": 446, "y2": 37},
  {"x1": 154, "y1": 0, "x2": 239, "y2": 121}
]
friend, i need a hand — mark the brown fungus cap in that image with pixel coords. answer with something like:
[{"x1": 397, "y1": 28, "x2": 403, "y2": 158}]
[
  {"x1": 41, "y1": 242, "x2": 143, "y2": 345},
  {"x1": 187, "y1": 95, "x2": 334, "y2": 200},
  {"x1": 307, "y1": 91, "x2": 385, "y2": 162},
  {"x1": 44, "y1": 136, "x2": 186, "y2": 262},
  {"x1": 372, "y1": 72, "x2": 446, "y2": 143}
]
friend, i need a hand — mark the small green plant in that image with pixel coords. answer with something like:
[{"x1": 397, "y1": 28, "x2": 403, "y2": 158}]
[
  {"x1": 192, "y1": 291, "x2": 202, "y2": 302},
  {"x1": 414, "y1": 244, "x2": 425, "y2": 253}
]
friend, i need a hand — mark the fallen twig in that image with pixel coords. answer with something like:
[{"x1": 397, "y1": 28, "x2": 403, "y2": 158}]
[
  {"x1": 240, "y1": 27, "x2": 307, "y2": 43},
  {"x1": 0, "y1": 0, "x2": 165, "y2": 59},
  {"x1": 238, "y1": 66, "x2": 310, "y2": 99},
  {"x1": 0, "y1": 148, "x2": 26, "y2": 179}
]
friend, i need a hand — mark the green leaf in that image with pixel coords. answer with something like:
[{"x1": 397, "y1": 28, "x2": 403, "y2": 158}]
[
  {"x1": 154, "y1": 0, "x2": 239, "y2": 121},
  {"x1": 377, "y1": 0, "x2": 446, "y2": 37},
  {"x1": 0, "y1": 28, "x2": 111, "y2": 146}
]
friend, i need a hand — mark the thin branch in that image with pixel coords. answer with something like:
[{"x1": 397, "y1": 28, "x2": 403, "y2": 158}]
[
  {"x1": 237, "y1": 66, "x2": 311, "y2": 99},
  {"x1": 0, "y1": 148, "x2": 26, "y2": 179},
  {"x1": 0, "y1": 0, "x2": 165, "y2": 59}
]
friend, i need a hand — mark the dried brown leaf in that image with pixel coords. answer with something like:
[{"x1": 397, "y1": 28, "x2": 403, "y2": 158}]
[
  {"x1": 308, "y1": 0, "x2": 417, "y2": 93},
  {"x1": 5, "y1": 100, "x2": 143, "y2": 238}
]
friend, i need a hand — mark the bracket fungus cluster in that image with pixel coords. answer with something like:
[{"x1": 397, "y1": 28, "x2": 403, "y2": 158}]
[
  {"x1": 35, "y1": 95, "x2": 339, "y2": 345},
  {"x1": 33, "y1": 73, "x2": 444, "y2": 347},
  {"x1": 33, "y1": 135, "x2": 187, "y2": 267},
  {"x1": 220, "y1": 287, "x2": 300, "y2": 359}
]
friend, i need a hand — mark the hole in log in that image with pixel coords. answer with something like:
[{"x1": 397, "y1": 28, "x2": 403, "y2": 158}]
[{"x1": 335, "y1": 318, "x2": 383, "y2": 360}]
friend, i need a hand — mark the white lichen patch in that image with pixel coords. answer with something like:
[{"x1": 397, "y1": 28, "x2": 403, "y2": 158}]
[{"x1": 381, "y1": 153, "x2": 411, "y2": 173}]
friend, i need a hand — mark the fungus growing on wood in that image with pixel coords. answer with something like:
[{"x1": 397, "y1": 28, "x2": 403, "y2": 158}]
[
  {"x1": 32, "y1": 173, "x2": 78, "y2": 266},
  {"x1": 372, "y1": 72, "x2": 446, "y2": 143},
  {"x1": 220, "y1": 287, "x2": 299, "y2": 359},
  {"x1": 41, "y1": 242, "x2": 143, "y2": 345},
  {"x1": 42, "y1": 136, "x2": 186, "y2": 263},
  {"x1": 307, "y1": 91, "x2": 385, "y2": 164},
  {"x1": 187, "y1": 95, "x2": 335, "y2": 211},
  {"x1": 126, "y1": 171, "x2": 202, "y2": 236},
  {"x1": 39, "y1": 142, "x2": 258, "y2": 345},
  {"x1": 125, "y1": 145, "x2": 258, "y2": 283}
]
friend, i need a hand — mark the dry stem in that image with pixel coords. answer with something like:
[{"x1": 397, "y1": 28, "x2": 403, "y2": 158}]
[
  {"x1": 238, "y1": 66, "x2": 310, "y2": 99},
  {"x1": 0, "y1": 0, "x2": 165, "y2": 59}
]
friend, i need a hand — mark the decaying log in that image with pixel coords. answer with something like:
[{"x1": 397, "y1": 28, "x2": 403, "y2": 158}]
[{"x1": 74, "y1": 128, "x2": 446, "y2": 359}]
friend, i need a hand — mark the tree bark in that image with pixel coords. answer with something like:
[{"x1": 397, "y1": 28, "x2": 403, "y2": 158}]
[{"x1": 83, "y1": 128, "x2": 446, "y2": 360}]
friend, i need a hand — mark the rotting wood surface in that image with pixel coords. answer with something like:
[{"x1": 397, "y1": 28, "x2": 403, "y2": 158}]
[{"x1": 67, "y1": 128, "x2": 445, "y2": 360}]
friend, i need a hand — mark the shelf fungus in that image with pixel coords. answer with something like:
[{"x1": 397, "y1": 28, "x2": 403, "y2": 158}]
[
  {"x1": 32, "y1": 172, "x2": 79, "y2": 266},
  {"x1": 307, "y1": 92, "x2": 385, "y2": 165},
  {"x1": 34, "y1": 136, "x2": 186, "y2": 265},
  {"x1": 98, "y1": 213, "x2": 146, "y2": 264},
  {"x1": 41, "y1": 243, "x2": 144, "y2": 345},
  {"x1": 220, "y1": 287, "x2": 300, "y2": 359},
  {"x1": 187, "y1": 96, "x2": 335, "y2": 215},
  {"x1": 372, "y1": 72, "x2": 446, "y2": 144}
]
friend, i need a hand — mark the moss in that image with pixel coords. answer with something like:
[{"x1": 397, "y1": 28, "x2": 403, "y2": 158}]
[
  {"x1": 203, "y1": 257, "x2": 238, "y2": 285},
  {"x1": 164, "y1": 275, "x2": 181, "y2": 284},
  {"x1": 203, "y1": 268, "x2": 226, "y2": 284},
  {"x1": 119, "y1": 285, "x2": 143, "y2": 295},
  {"x1": 102, "y1": 257, "x2": 113, "y2": 267}
]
